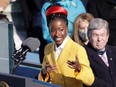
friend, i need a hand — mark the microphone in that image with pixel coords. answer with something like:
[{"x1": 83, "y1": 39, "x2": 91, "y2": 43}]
[
  {"x1": 12, "y1": 37, "x2": 40, "y2": 60},
  {"x1": 12, "y1": 37, "x2": 40, "y2": 74}
]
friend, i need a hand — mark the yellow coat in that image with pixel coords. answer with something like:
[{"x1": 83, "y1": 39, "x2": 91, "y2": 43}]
[{"x1": 38, "y1": 37, "x2": 94, "y2": 87}]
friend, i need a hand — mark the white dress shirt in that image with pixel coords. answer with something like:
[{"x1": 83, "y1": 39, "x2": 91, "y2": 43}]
[
  {"x1": 99, "y1": 51, "x2": 109, "y2": 67},
  {"x1": 55, "y1": 36, "x2": 69, "y2": 60}
]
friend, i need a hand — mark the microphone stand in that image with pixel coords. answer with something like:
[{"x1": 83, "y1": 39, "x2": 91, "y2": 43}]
[
  {"x1": 12, "y1": 56, "x2": 26, "y2": 74},
  {"x1": 12, "y1": 49, "x2": 28, "y2": 74}
]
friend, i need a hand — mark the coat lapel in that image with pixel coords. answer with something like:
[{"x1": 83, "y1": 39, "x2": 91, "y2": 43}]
[
  {"x1": 57, "y1": 38, "x2": 72, "y2": 67},
  {"x1": 48, "y1": 44, "x2": 56, "y2": 66},
  {"x1": 47, "y1": 43, "x2": 61, "y2": 73},
  {"x1": 86, "y1": 43, "x2": 109, "y2": 68},
  {"x1": 105, "y1": 46, "x2": 114, "y2": 69},
  {"x1": 92, "y1": 54, "x2": 108, "y2": 68}
]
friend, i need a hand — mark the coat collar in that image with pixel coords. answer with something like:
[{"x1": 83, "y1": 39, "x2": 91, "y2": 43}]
[
  {"x1": 47, "y1": 37, "x2": 73, "y2": 73},
  {"x1": 86, "y1": 43, "x2": 110, "y2": 68},
  {"x1": 105, "y1": 46, "x2": 114, "y2": 68},
  {"x1": 46, "y1": 43, "x2": 61, "y2": 73},
  {"x1": 57, "y1": 37, "x2": 72, "y2": 66}
]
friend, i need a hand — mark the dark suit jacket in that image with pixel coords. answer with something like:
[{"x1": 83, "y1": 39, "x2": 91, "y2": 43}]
[
  {"x1": 84, "y1": 43, "x2": 116, "y2": 87},
  {"x1": 19, "y1": 0, "x2": 48, "y2": 63},
  {"x1": 87, "y1": 0, "x2": 116, "y2": 46}
]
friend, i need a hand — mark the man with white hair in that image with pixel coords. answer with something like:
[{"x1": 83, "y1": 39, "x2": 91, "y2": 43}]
[{"x1": 84, "y1": 18, "x2": 116, "y2": 87}]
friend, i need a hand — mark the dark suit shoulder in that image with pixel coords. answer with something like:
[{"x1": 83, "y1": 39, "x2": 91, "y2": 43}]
[
  {"x1": 84, "y1": 44, "x2": 94, "y2": 52},
  {"x1": 106, "y1": 45, "x2": 116, "y2": 53}
]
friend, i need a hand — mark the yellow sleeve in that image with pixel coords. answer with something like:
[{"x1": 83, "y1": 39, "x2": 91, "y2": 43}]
[
  {"x1": 75, "y1": 47, "x2": 95, "y2": 86},
  {"x1": 38, "y1": 70, "x2": 50, "y2": 82},
  {"x1": 38, "y1": 44, "x2": 53, "y2": 82}
]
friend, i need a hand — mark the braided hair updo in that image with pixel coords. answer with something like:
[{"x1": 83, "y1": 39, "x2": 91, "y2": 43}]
[{"x1": 47, "y1": 13, "x2": 68, "y2": 27}]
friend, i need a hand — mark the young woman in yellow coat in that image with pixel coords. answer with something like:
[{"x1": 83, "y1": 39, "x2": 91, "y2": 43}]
[{"x1": 38, "y1": 4, "x2": 94, "y2": 87}]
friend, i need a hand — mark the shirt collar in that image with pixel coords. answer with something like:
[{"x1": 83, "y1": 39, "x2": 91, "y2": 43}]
[{"x1": 55, "y1": 35, "x2": 69, "y2": 50}]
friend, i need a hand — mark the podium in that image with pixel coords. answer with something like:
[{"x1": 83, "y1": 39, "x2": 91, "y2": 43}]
[
  {"x1": 0, "y1": 72, "x2": 61, "y2": 87},
  {"x1": 0, "y1": 22, "x2": 14, "y2": 73}
]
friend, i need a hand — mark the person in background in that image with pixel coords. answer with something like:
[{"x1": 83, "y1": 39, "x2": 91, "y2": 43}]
[
  {"x1": 84, "y1": 18, "x2": 116, "y2": 87},
  {"x1": 0, "y1": 0, "x2": 10, "y2": 13},
  {"x1": 81, "y1": 0, "x2": 88, "y2": 8},
  {"x1": 0, "y1": 0, "x2": 10, "y2": 23},
  {"x1": 38, "y1": 4, "x2": 94, "y2": 87},
  {"x1": 72, "y1": 13, "x2": 94, "y2": 46},
  {"x1": 19, "y1": 0, "x2": 42, "y2": 37},
  {"x1": 87, "y1": 0, "x2": 116, "y2": 46},
  {"x1": 19, "y1": 0, "x2": 48, "y2": 63},
  {"x1": 41, "y1": 0, "x2": 86, "y2": 43},
  {"x1": 0, "y1": 81, "x2": 9, "y2": 87}
]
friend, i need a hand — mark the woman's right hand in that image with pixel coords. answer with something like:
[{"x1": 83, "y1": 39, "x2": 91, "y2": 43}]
[{"x1": 42, "y1": 61, "x2": 57, "y2": 75}]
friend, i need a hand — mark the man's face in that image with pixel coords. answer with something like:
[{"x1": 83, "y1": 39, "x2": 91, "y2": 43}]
[
  {"x1": 49, "y1": 20, "x2": 68, "y2": 47},
  {"x1": 90, "y1": 27, "x2": 109, "y2": 51}
]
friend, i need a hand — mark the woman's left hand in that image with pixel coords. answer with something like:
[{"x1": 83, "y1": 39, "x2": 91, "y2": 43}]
[{"x1": 67, "y1": 54, "x2": 81, "y2": 72}]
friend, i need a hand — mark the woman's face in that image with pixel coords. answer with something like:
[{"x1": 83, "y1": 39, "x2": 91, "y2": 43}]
[
  {"x1": 78, "y1": 20, "x2": 89, "y2": 42},
  {"x1": 79, "y1": 20, "x2": 89, "y2": 32},
  {"x1": 49, "y1": 20, "x2": 68, "y2": 47}
]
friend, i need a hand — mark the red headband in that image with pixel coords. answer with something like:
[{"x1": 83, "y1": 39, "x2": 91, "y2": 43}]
[{"x1": 46, "y1": 5, "x2": 68, "y2": 17}]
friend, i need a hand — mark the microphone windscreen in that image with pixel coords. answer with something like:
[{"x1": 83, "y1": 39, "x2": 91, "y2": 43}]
[{"x1": 22, "y1": 37, "x2": 40, "y2": 52}]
